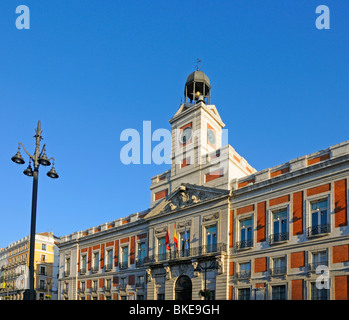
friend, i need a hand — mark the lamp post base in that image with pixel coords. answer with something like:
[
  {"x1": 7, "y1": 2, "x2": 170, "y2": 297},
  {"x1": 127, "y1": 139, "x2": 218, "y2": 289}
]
[{"x1": 23, "y1": 289, "x2": 36, "y2": 300}]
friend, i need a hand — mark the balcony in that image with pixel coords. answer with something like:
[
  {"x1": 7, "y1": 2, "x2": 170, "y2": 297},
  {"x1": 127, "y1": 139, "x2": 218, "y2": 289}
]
[
  {"x1": 269, "y1": 266, "x2": 287, "y2": 277},
  {"x1": 235, "y1": 239, "x2": 253, "y2": 251},
  {"x1": 236, "y1": 270, "x2": 251, "y2": 280},
  {"x1": 105, "y1": 263, "x2": 113, "y2": 271},
  {"x1": 307, "y1": 224, "x2": 330, "y2": 238},
  {"x1": 308, "y1": 261, "x2": 328, "y2": 273},
  {"x1": 268, "y1": 232, "x2": 289, "y2": 245},
  {"x1": 119, "y1": 262, "x2": 128, "y2": 270},
  {"x1": 145, "y1": 243, "x2": 226, "y2": 264},
  {"x1": 91, "y1": 266, "x2": 99, "y2": 274},
  {"x1": 80, "y1": 268, "x2": 86, "y2": 275}
]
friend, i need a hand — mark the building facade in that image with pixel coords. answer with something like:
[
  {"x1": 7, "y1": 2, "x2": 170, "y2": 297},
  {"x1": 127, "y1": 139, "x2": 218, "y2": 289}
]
[
  {"x1": 58, "y1": 71, "x2": 349, "y2": 300},
  {"x1": 0, "y1": 232, "x2": 60, "y2": 300}
]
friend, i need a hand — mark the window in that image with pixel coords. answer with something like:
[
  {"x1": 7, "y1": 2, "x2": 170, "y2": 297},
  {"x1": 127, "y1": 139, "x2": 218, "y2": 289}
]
[
  {"x1": 120, "y1": 277, "x2": 127, "y2": 290},
  {"x1": 137, "y1": 242, "x2": 146, "y2": 265},
  {"x1": 41, "y1": 254, "x2": 46, "y2": 262},
  {"x1": 308, "y1": 199, "x2": 330, "y2": 237},
  {"x1": 105, "y1": 279, "x2": 111, "y2": 291},
  {"x1": 81, "y1": 255, "x2": 87, "y2": 274},
  {"x1": 158, "y1": 237, "x2": 167, "y2": 261},
  {"x1": 137, "y1": 295, "x2": 144, "y2": 300},
  {"x1": 136, "y1": 275, "x2": 145, "y2": 287},
  {"x1": 106, "y1": 249, "x2": 113, "y2": 270},
  {"x1": 311, "y1": 282, "x2": 329, "y2": 300},
  {"x1": 237, "y1": 218, "x2": 253, "y2": 250},
  {"x1": 92, "y1": 280, "x2": 98, "y2": 292},
  {"x1": 272, "y1": 285, "x2": 286, "y2": 300},
  {"x1": 65, "y1": 257, "x2": 70, "y2": 276},
  {"x1": 80, "y1": 281, "x2": 85, "y2": 293},
  {"x1": 310, "y1": 251, "x2": 328, "y2": 272},
  {"x1": 40, "y1": 266, "x2": 46, "y2": 275},
  {"x1": 270, "y1": 209, "x2": 288, "y2": 244},
  {"x1": 39, "y1": 280, "x2": 45, "y2": 290},
  {"x1": 238, "y1": 288, "x2": 250, "y2": 300},
  {"x1": 238, "y1": 262, "x2": 251, "y2": 279},
  {"x1": 41, "y1": 244, "x2": 46, "y2": 251},
  {"x1": 93, "y1": 252, "x2": 99, "y2": 272},
  {"x1": 180, "y1": 230, "x2": 190, "y2": 257},
  {"x1": 271, "y1": 257, "x2": 286, "y2": 276},
  {"x1": 206, "y1": 225, "x2": 217, "y2": 253},
  {"x1": 120, "y1": 247, "x2": 128, "y2": 269}
]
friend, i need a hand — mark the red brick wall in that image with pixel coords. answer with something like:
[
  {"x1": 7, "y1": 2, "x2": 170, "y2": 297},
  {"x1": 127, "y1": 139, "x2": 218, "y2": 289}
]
[
  {"x1": 306, "y1": 183, "x2": 331, "y2": 196},
  {"x1": 334, "y1": 179, "x2": 348, "y2": 227},
  {"x1": 257, "y1": 202, "x2": 266, "y2": 242},
  {"x1": 333, "y1": 244, "x2": 349, "y2": 263},
  {"x1": 236, "y1": 205, "x2": 254, "y2": 215},
  {"x1": 229, "y1": 210, "x2": 234, "y2": 248},
  {"x1": 291, "y1": 251, "x2": 305, "y2": 268},
  {"x1": 293, "y1": 191, "x2": 304, "y2": 235},
  {"x1": 254, "y1": 257, "x2": 267, "y2": 273},
  {"x1": 269, "y1": 195, "x2": 290, "y2": 207},
  {"x1": 335, "y1": 275, "x2": 349, "y2": 300},
  {"x1": 114, "y1": 240, "x2": 119, "y2": 266},
  {"x1": 154, "y1": 189, "x2": 168, "y2": 201},
  {"x1": 130, "y1": 236, "x2": 135, "y2": 265},
  {"x1": 292, "y1": 279, "x2": 304, "y2": 300}
]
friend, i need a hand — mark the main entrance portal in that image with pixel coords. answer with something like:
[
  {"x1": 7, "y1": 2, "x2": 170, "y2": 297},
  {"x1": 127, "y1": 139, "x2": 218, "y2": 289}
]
[{"x1": 175, "y1": 275, "x2": 192, "y2": 300}]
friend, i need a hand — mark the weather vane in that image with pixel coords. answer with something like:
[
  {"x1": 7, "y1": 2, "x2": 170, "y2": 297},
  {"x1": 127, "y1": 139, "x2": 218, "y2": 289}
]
[{"x1": 195, "y1": 58, "x2": 202, "y2": 71}]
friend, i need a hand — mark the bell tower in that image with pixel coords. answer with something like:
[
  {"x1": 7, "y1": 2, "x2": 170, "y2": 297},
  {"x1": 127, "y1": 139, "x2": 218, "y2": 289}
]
[{"x1": 169, "y1": 70, "x2": 225, "y2": 180}]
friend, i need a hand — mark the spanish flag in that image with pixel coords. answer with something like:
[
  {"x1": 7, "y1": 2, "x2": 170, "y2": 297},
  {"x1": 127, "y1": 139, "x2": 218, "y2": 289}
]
[{"x1": 174, "y1": 224, "x2": 178, "y2": 250}]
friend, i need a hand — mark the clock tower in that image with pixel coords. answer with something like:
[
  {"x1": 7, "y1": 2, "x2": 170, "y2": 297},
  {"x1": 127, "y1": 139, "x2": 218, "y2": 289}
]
[
  {"x1": 150, "y1": 70, "x2": 256, "y2": 206},
  {"x1": 169, "y1": 70, "x2": 225, "y2": 181}
]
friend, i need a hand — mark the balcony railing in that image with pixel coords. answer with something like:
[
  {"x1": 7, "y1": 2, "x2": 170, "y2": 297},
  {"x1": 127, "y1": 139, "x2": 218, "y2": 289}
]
[
  {"x1": 308, "y1": 261, "x2": 328, "y2": 273},
  {"x1": 235, "y1": 239, "x2": 253, "y2": 251},
  {"x1": 136, "y1": 258, "x2": 146, "y2": 267},
  {"x1": 145, "y1": 243, "x2": 226, "y2": 263},
  {"x1": 236, "y1": 270, "x2": 251, "y2": 280},
  {"x1": 307, "y1": 224, "x2": 330, "y2": 237},
  {"x1": 119, "y1": 262, "x2": 128, "y2": 270},
  {"x1": 268, "y1": 232, "x2": 289, "y2": 245},
  {"x1": 105, "y1": 263, "x2": 113, "y2": 271},
  {"x1": 269, "y1": 266, "x2": 287, "y2": 276}
]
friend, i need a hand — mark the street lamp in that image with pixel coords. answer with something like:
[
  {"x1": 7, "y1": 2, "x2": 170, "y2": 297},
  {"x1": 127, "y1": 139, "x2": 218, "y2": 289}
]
[
  {"x1": 11, "y1": 120, "x2": 59, "y2": 300},
  {"x1": 195, "y1": 260, "x2": 219, "y2": 300}
]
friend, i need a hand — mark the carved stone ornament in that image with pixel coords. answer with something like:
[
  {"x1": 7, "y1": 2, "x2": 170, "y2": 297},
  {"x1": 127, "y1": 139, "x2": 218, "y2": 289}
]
[
  {"x1": 155, "y1": 227, "x2": 167, "y2": 234},
  {"x1": 164, "y1": 265, "x2": 172, "y2": 280},
  {"x1": 146, "y1": 268, "x2": 153, "y2": 282},
  {"x1": 163, "y1": 190, "x2": 216, "y2": 213},
  {"x1": 202, "y1": 212, "x2": 219, "y2": 222}
]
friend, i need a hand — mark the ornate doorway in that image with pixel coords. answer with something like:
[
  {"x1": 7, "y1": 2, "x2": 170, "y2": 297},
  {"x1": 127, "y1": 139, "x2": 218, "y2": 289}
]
[{"x1": 175, "y1": 275, "x2": 192, "y2": 300}]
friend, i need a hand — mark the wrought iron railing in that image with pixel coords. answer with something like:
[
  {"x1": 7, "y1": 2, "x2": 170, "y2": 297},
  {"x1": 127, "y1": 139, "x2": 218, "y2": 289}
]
[
  {"x1": 308, "y1": 261, "x2": 328, "y2": 273},
  {"x1": 235, "y1": 239, "x2": 253, "y2": 250},
  {"x1": 269, "y1": 266, "x2": 287, "y2": 276},
  {"x1": 236, "y1": 270, "x2": 251, "y2": 279},
  {"x1": 144, "y1": 243, "x2": 226, "y2": 263},
  {"x1": 119, "y1": 262, "x2": 128, "y2": 269},
  {"x1": 307, "y1": 224, "x2": 330, "y2": 237},
  {"x1": 268, "y1": 232, "x2": 289, "y2": 245}
]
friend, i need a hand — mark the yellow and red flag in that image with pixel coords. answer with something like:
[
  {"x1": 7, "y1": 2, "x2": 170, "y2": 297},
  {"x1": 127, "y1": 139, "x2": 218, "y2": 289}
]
[{"x1": 174, "y1": 224, "x2": 178, "y2": 250}]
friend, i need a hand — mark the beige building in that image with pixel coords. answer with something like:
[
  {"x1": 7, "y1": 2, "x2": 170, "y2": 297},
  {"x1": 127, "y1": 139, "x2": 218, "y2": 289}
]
[
  {"x1": 0, "y1": 232, "x2": 60, "y2": 300},
  {"x1": 58, "y1": 71, "x2": 349, "y2": 300}
]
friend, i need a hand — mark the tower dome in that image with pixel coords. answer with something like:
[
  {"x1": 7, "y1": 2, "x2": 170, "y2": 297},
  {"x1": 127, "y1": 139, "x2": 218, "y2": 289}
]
[{"x1": 184, "y1": 70, "x2": 211, "y2": 104}]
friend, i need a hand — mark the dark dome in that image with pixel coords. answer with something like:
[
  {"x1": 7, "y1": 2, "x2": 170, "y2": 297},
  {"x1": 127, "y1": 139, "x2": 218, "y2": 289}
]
[{"x1": 184, "y1": 70, "x2": 211, "y2": 103}]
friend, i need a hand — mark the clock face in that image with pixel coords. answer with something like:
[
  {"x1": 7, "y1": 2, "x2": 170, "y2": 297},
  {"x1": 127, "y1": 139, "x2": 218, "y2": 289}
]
[
  {"x1": 179, "y1": 127, "x2": 192, "y2": 145},
  {"x1": 207, "y1": 128, "x2": 216, "y2": 146}
]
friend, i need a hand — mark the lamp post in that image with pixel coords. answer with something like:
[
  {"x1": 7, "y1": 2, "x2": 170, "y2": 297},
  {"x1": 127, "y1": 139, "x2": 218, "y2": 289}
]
[
  {"x1": 195, "y1": 260, "x2": 219, "y2": 300},
  {"x1": 11, "y1": 121, "x2": 59, "y2": 300}
]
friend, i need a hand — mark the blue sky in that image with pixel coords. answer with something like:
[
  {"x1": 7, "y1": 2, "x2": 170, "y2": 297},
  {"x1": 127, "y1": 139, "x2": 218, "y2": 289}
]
[{"x1": 0, "y1": 0, "x2": 348, "y2": 248}]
